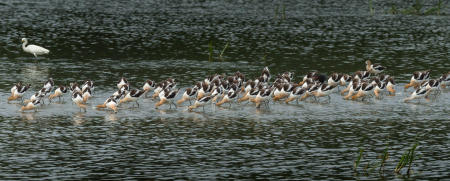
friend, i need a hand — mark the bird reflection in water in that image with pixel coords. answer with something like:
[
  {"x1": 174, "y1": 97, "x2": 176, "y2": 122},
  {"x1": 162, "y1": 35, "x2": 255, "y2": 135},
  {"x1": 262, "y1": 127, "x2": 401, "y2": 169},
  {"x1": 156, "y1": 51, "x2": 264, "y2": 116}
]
[
  {"x1": 73, "y1": 112, "x2": 86, "y2": 125},
  {"x1": 21, "y1": 64, "x2": 49, "y2": 83},
  {"x1": 156, "y1": 109, "x2": 168, "y2": 122},
  {"x1": 105, "y1": 112, "x2": 118, "y2": 123},
  {"x1": 20, "y1": 112, "x2": 36, "y2": 122},
  {"x1": 255, "y1": 107, "x2": 271, "y2": 115},
  {"x1": 188, "y1": 111, "x2": 209, "y2": 125}
]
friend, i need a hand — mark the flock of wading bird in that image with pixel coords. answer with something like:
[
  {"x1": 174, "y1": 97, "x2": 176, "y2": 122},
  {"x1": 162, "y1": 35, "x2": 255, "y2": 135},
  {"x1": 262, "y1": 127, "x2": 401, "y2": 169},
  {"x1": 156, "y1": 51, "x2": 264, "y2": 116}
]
[{"x1": 7, "y1": 60, "x2": 450, "y2": 113}]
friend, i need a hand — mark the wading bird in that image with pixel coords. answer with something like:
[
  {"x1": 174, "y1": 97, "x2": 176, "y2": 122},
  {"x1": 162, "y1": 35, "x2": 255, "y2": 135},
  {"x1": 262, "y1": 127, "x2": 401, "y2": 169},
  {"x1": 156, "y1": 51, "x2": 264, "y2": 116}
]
[{"x1": 21, "y1": 38, "x2": 49, "y2": 58}]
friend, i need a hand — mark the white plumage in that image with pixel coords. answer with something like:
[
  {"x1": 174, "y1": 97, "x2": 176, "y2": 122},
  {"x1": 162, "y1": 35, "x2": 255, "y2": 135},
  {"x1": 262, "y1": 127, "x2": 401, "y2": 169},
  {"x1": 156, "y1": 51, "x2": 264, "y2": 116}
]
[{"x1": 21, "y1": 38, "x2": 50, "y2": 58}]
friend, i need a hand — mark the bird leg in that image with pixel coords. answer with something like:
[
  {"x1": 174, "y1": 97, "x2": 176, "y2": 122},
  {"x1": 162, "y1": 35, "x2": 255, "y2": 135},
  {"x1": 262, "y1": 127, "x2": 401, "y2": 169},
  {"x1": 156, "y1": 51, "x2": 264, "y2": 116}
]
[{"x1": 172, "y1": 101, "x2": 177, "y2": 108}]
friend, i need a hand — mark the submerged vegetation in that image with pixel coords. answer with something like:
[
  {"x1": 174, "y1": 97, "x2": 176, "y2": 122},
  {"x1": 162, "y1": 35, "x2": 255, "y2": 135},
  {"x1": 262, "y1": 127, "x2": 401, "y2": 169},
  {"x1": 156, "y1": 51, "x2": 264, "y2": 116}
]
[
  {"x1": 395, "y1": 143, "x2": 419, "y2": 174},
  {"x1": 354, "y1": 142, "x2": 419, "y2": 176},
  {"x1": 369, "y1": 0, "x2": 446, "y2": 16},
  {"x1": 273, "y1": 3, "x2": 286, "y2": 22},
  {"x1": 379, "y1": 144, "x2": 389, "y2": 173},
  {"x1": 369, "y1": 0, "x2": 375, "y2": 15},
  {"x1": 219, "y1": 42, "x2": 229, "y2": 60},
  {"x1": 386, "y1": 0, "x2": 446, "y2": 15},
  {"x1": 354, "y1": 148, "x2": 364, "y2": 171},
  {"x1": 207, "y1": 40, "x2": 230, "y2": 61}
]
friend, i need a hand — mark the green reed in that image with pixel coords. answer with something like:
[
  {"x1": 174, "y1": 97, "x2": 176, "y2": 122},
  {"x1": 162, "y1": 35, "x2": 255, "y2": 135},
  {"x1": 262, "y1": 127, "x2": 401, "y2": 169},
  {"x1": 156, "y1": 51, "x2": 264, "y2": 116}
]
[
  {"x1": 354, "y1": 148, "x2": 364, "y2": 171},
  {"x1": 394, "y1": 142, "x2": 418, "y2": 174},
  {"x1": 208, "y1": 41, "x2": 230, "y2": 61},
  {"x1": 388, "y1": 0, "x2": 445, "y2": 15},
  {"x1": 219, "y1": 42, "x2": 229, "y2": 60},
  {"x1": 354, "y1": 141, "x2": 420, "y2": 176},
  {"x1": 379, "y1": 144, "x2": 389, "y2": 173},
  {"x1": 424, "y1": 0, "x2": 443, "y2": 15},
  {"x1": 274, "y1": 4, "x2": 286, "y2": 22},
  {"x1": 369, "y1": 0, "x2": 375, "y2": 15}
]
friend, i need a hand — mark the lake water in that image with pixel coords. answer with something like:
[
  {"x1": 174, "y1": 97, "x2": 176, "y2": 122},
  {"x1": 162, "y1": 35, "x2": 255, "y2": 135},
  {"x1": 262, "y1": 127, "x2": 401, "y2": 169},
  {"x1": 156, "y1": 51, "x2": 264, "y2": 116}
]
[{"x1": 0, "y1": 0, "x2": 449, "y2": 180}]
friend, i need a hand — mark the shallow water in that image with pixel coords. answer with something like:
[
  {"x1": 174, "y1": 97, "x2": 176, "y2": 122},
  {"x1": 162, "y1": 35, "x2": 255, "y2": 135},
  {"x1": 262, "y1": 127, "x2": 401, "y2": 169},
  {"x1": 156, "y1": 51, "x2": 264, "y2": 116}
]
[{"x1": 0, "y1": 0, "x2": 449, "y2": 180}]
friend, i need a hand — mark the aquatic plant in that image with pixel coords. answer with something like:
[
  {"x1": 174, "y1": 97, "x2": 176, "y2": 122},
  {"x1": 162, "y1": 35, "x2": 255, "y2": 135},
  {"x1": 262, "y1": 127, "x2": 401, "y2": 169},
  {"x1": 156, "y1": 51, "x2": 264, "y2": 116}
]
[
  {"x1": 219, "y1": 42, "x2": 229, "y2": 60},
  {"x1": 394, "y1": 142, "x2": 419, "y2": 174},
  {"x1": 424, "y1": 0, "x2": 444, "y2": 15},
  {"x1": 262, "y1": 54, "x2": 268, "y2": 62},
  {"x1": 208, "y1": 41, "x2": 231, "y2": 61},
  {"x1": 274, "y1": 4, "x2": 286, "y2": 22},
  {"x1": 353, "y1": 148, "x2": 364, "y2": 171},
  {"x1": 379, "y1": 144, "x2": 389, "y2": 173},
  {"x1": 388, "y1": 0, "x2": 446, "y2": 15},
  {"x1": 369, "y1": 0, "x2": 375, "y2": 15},
  {"x1": 388, "y1": 5, "x2": 399, "y2": 14},
  {"x1": 365, "y1": 161, "x2": 381, "y2": 174}
]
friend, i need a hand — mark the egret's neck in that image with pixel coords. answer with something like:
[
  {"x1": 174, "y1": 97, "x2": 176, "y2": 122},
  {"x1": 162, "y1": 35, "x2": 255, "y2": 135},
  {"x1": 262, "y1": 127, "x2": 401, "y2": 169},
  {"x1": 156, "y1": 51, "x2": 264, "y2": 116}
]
[{"x1": 22, "y1": 41, "x2": 28, "y2": 49}]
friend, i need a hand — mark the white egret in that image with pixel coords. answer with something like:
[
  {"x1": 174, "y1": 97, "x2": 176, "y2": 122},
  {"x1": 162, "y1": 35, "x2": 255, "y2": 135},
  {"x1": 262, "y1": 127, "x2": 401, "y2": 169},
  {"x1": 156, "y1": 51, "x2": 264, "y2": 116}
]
[{"x1": 21, "y1": 38, "x2": 50, "y2": 58}]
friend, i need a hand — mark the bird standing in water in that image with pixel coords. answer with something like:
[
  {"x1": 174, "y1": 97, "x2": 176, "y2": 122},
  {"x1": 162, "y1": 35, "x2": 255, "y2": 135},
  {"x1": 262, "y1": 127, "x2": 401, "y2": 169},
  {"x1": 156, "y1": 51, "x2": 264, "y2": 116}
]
[{"x1": 21, "y1": 38, "x2": 50, "y2": 59}]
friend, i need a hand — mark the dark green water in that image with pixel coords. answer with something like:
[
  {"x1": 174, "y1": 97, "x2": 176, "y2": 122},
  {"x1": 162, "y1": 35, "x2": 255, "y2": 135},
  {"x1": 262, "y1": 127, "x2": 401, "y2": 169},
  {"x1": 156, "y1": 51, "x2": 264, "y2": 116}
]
[{"x1": 0, "y1": 0, "x2": 449, "y2": 180}]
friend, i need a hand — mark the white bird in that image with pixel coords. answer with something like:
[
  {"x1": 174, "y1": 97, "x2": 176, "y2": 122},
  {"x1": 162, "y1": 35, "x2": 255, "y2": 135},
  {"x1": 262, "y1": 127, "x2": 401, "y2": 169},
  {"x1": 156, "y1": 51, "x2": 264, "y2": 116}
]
[{"x1": 21, "y1": 38, "x2": 50, "y2": 58}]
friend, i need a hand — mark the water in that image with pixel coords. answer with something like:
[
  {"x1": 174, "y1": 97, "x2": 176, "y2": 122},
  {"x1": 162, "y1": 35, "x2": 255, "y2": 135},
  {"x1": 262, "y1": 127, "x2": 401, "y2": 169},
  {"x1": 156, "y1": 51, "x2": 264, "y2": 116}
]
[{"x1": 0, "y1": 0, "x2": 449, "y2": 180}]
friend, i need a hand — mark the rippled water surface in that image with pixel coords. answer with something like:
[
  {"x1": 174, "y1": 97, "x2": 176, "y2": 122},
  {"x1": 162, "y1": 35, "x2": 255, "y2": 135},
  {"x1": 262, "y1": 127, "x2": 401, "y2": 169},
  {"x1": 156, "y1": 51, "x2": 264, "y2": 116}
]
[{"x1": 0, "y1": 0, "x2": 449, "y2": 180}]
